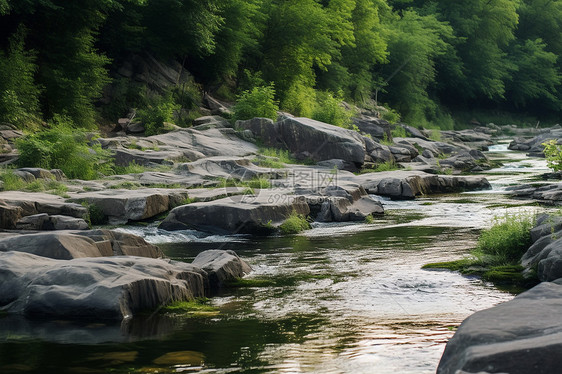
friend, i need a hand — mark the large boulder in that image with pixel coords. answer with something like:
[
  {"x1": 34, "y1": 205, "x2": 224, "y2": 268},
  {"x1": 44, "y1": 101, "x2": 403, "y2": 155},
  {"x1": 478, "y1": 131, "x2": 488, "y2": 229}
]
[
  {"x1": 159, "y1": 190, "x2": 311, "y2": 234},
  {"x1": 437, "y1": 280, "x2": 562, "y2": 374},
  {"x1": 68, "y1": 188, "x2": 190, "y2": 224},
  {"x1": 0, "y1": 251, "x2": 207, "y2": 320},
  {"x1": 236, "y1": 117, "x2": 366, "y2": 166},
  {"x1": 192, "y1": 250, "x2": 252, "y2": 291},
  {"x1": 508, "y1": 128, "x2": 562, "y2": 157},
  {"x1": 521, "y1": 214, "x2": 562, "y2": 281}
]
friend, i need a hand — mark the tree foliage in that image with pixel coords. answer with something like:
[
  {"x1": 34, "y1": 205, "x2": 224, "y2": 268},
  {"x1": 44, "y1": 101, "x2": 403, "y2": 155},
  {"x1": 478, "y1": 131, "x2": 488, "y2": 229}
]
[{"x1": 1, "y1": 0, "x2": 562, "y2": 130}]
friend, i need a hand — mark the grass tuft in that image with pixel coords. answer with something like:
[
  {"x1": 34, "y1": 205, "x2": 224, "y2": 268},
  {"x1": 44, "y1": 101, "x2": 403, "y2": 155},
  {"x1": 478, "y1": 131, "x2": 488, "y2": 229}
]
[
  {"x1": 423, "y1": 213, "x2": 538, "y2": 291},
  {"x1": 279, "y1": 212, "x2": 311, "y2": 234}
]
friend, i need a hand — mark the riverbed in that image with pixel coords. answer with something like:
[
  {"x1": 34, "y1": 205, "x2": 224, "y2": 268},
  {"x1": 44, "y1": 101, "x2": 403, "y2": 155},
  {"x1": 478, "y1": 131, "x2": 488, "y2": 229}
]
[{"x1": 0, "y1": 146, "x2": 555, "y2": 373}]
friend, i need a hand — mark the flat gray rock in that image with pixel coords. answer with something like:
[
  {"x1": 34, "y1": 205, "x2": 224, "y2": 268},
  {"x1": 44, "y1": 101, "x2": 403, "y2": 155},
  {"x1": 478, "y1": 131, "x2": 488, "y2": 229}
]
[
  {"x1": 0, "y1": 229, "x2": 162, "y2": 260},
  {"x1": 160, "y1": 190, "x2": 311, "y2": 234},
  {"x1": 68, "y1": 188, "x2": 190, "y2": 224},
  {"x1": 437, "y1": 280, "x2": 562, "y2": 374},
  {"x1": 351, "y1": 170, "x2": 491, "y2": 199},
  {"x1": 0, "y1": 251, "x2": 206, "y2": 320}
]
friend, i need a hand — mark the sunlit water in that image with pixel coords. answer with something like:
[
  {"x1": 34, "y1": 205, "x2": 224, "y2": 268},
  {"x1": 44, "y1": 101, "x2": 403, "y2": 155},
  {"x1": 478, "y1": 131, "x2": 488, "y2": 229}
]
[{"x1": 0, "y1": 146, "x2": 556, "y2": 373}]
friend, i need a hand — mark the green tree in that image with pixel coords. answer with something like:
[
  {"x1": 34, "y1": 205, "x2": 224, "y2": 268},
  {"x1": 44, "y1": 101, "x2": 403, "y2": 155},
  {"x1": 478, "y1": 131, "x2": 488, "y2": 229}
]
[
  {"x1": 318, "y1": 0, "x2": 389, "y2": 103},
  {"x1": 506, "y1": 39, "x2": 561, "y2": 108},
  {"x1": 257, "y1": 0, "x2": 354, "y2": 110},
  {"x1": 379, "y1": 10, "x2": 454, "y2": 124},
  {"x1": 0, "y1": 27, "x2": 41, "y2": 127},
  {"x1": 434, "y1": 0, "x2": 520, "y2": 100}
]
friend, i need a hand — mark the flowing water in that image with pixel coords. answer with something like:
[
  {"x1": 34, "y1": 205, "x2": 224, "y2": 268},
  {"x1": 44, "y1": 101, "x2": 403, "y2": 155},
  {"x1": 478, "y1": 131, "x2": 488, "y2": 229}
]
[{"x1": 0, "y1": 145, "x2": 557, "y2": 373}]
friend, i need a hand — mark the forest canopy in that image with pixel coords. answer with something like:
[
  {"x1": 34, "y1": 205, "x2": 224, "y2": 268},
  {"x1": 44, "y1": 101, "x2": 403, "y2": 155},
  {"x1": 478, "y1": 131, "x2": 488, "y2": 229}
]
[{"x1": 1, "y1": 0, "x2": 561, "y2": 129}]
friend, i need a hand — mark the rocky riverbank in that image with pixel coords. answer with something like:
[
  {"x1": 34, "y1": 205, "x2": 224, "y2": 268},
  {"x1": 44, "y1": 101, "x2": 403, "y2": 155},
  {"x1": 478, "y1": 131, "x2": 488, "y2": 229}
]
[
  {"x1": 437, "y1": 214, "x2": 562, "y2": 373},
  {"x1": 0, "y1": 108, "x2": 554, "y2": 325}
]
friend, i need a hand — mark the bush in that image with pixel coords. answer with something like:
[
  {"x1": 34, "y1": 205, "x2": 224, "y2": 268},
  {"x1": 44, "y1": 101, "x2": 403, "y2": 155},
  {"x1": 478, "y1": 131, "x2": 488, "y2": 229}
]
[
  {"x1": 312, "y1": 91, "x2": 353, "y2": 128},
  {"x1": 279, "y1": 212, "x2": 311, "y2": 234},
  {"x1": 381, "y1": 107, "x2": 401, "y2": 124},
  {"x1": 476, "y1": 213, "x2": 535, "y2": 263},
  {"x1": 233, "y1": 84, "x2": 279, "y2": 121},
  {"x1": 281, "y1": 83, "x2": 316, "y2": 118},
  {"x1": 15, "y1": 116, "x2": 113, "y2": 180},
  {"x1": 391, "y1": 126, "x2": 407, "y2": 138},
  {"x1": 543, "y1": 139, "x2": 562, "y2": 172},
  {"x1": 136, "y1": 92, "x2": 179, "y2": 136}
]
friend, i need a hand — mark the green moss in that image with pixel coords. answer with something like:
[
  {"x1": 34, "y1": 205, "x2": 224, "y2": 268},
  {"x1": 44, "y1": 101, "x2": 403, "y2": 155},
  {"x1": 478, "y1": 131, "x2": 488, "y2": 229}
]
[
  {"x1": 279, "y1": 212, "x2": 311, "y2": 234},
  {"x1": 422, "y1": 259, "x2": 471, "y2": 271},
  {"x1": 364, "y1": 214, "x2": 375, "y2": 224},
  {"x1": 225, "y1": 277, "x2": 276, "y2": 288},
  {"x1": 162, "y1": 298, "x2": 219, "y2": 317}
]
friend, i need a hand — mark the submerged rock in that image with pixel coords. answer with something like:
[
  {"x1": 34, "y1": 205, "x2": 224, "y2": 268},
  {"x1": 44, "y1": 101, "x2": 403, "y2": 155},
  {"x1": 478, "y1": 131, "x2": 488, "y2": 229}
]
[{"x1": 437, "y1": 280, "x2": 562, "y2": 374}]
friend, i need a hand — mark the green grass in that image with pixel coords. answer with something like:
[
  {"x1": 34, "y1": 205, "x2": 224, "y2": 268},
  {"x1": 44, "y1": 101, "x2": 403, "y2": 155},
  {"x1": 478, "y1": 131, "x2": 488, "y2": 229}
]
[
  {"x1": 0, "y1": 170, "x2": 69, "y2": 197},
  {"x1": 477, "y1": 212, "x2": 535, "y2": 263},
  {"x1": 219, "y1": 176, "x2": 271, "y2": 189},
  {"x1": 253, "y1": 147, "x2": 302, "y2": 168},
  {"x1": 365, "y1": 214, "x2": 375, "y2": 224},
  {"x1": 113, "y1": 161, "x2": 147, "y2": 175},
  {"x1": 279, "y1": 212, "x2": 311, "y2": 234},
  {"x1": 0, "y1": 170, "x2": 27, "y2": 190},
  {"x1": 108, "y1": 181, "x2": 142, "y2": 190},
  {"x1": 162, "y1": 298, "x2": 219, "y2": 317},
  {"x1": 360, "y1": 161, "x2": 400, "y2": 174},
  {"x1": 391, "y1": 126, "x2": 406, "y2": 138},
  {"x1": 423, "y1": 213, "x2": 538, "y2": 291}
]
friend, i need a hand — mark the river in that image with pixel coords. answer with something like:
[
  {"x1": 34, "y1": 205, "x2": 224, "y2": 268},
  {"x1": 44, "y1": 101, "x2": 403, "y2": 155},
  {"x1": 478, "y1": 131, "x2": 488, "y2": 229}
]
[{"x1": 0, "y1": 144, "x2": 555, "y2": 373}]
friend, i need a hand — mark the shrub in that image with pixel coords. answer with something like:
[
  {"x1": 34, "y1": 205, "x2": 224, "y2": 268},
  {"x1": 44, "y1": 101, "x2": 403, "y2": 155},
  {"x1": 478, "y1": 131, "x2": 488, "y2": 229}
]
[
  {"x1": 281, "y1": 83, "x2": 316, "y2": 118},
  {"x1": 381, "y1": 107, "x2": 401, "y2": 124},
  {"x1": 233, "y1": 84, "x2": 279, "y2": 121},
  {"x1": 476, "y1": 213, "x2": 535, "y2": 263},
  {"x1": 15, "y1": 116, "x2": 113, "y2": 180},
  {"x1": 543, "y1": 139, "x2": 562, "y2": 172},
  {"x1": 279, "y1": 212, "x2": 311, "y2": 234},
  {"x1": 312, "y1": 91, "x2": 353, "y2": 128},
  {"x1": 0, "y1": 170, "x2": 26, "y2": 190},
  {"x1": 391, "y1": 126, "x2": 407, "y2": 138},
  {"x1": 136, "y1": 92, "x2": 179, "y2": 136}
]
